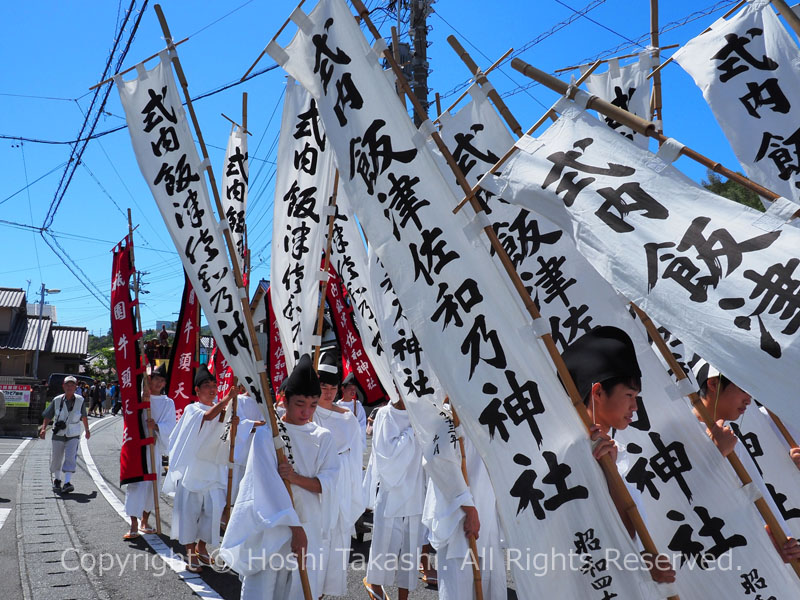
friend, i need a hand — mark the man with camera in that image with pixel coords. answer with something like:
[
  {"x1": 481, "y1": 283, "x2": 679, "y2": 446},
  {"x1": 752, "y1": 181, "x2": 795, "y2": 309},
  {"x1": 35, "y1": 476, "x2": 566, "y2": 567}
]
[{"x1": 39, "y1": 375, "x2": 90, "y2": 494}]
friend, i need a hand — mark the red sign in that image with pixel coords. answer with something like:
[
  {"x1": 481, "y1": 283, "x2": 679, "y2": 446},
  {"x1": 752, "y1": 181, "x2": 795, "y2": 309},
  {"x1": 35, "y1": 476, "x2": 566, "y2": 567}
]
[
  {"x1": 267, "y1": 286, "x2": 288, "y2": 394},
  {"x1": 111, "y1": 235, "x2": 154, "y2": 486},
  {"x1": 167, "y1": 273, "x2": 199, "y2": 420},
  {"x1": 325, "y1": 263, "x2": 387, "y2": 405}
]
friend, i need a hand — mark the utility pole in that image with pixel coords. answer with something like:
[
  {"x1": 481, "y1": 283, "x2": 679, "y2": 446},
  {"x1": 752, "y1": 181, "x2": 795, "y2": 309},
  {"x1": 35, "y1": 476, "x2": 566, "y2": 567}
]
[
  {"x1": 32, "y1": 284, "x2": 60, "y2": 379},
  {"x1": 409, "y1": 0, "x2": 432, "y2": 126}
]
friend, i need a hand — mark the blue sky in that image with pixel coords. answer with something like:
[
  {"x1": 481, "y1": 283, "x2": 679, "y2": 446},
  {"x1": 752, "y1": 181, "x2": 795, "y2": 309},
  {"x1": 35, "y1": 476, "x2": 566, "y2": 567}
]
[{"x1": 1, "y1": 0, "x2": 787, "y2": 336}]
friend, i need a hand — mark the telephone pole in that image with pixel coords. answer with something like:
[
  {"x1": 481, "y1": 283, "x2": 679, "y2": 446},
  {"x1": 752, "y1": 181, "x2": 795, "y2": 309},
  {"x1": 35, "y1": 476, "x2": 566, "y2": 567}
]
[{"x1": 409, "y1": 0, "x2": 432, "y2": 126}]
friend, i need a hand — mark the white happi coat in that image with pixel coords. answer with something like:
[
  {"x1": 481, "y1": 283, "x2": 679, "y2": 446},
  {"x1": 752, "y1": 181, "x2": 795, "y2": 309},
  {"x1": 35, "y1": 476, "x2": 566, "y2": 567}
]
[
  {"x1": 366, "y1": 403, "x2": 426, "y2": 589},
  {"x1": 164, "y1": 402, "x2": 228, "y2": 545},
  {"x1": 423, "y1": 431, "x2": 506, "y2": 600},
  {"x1": 124, "y1": 394, "x2": 176, "y2": 518},
  {"x1": 312, "y1": 405, "x2": 365, "y2": 596},
  {"x1": 221, "y1": 420, "x2": 339, "y2": 600}
]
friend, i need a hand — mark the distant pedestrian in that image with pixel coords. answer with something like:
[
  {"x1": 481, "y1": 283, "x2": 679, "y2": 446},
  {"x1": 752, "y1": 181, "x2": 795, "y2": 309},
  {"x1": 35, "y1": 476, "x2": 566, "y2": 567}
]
[
  {"x1": 111, "y1": 382, "x2": 121, "y2": 415},
  {"x1": 39, "y1": 376, "x2": 90, "y2": 494},
  {"x1": 100, "y1": 382, "x2": 109, "y2": 414},
  {"x1": 89, "y1": 383, "x2": 102, "y2": 417}
]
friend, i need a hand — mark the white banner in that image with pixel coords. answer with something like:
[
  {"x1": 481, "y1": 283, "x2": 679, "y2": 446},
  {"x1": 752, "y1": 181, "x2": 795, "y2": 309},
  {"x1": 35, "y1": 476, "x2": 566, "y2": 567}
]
[
  {"x1": 733, "y1": 405, "x2": 800, "y2": 539},
  {"x1": 116, "y1": 53, "x2": 265, "y2": 406},
  {"x1": 438, "y1": 84, "x2": 800, "y2": 598},
  {"x1": 270, "y1": 78, "x2": 333, "y2": 371},
  {"x1": 484, "y1": 98, "x2": 800, "y2": 429},
  {"x1": 270, "y1": 1, "x2": 658, "y2": 597},
  {"x1": 328, "y1": 190, "x2": 395, "y2": 396},
  {"x1": 673, "y1": 1, "x2": 800, "y2": 205},
  {"x1": 584, "y1": 52, "x2": 654, "y2": 149},
  {"x1": 221, "y1": 124, "x2": 248, "y2": 272}
]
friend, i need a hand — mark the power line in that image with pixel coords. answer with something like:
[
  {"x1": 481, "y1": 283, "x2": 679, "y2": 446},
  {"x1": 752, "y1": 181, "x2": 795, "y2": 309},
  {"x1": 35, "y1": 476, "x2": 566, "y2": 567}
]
[
  {"x1": 500, "y1": 0, "x2": 738, "y2": 99},
  {"x1": 436, "y1": 0, "x2": 609, "y2": 100},
  {"x1": 42, "y1": 0, "x2": 145, "y2": 230}
]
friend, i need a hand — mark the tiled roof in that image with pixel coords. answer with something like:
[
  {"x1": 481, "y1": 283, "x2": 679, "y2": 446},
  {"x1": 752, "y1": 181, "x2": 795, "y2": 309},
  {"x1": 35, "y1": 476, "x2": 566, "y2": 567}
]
[
  {"x1": 50, "y1": 326, "x2": 88, "y2": 355},
  {"x1": 0, "y1": 316, "x2": 50, "y2": 351},
  {"x1": 0, "y1": 287, "x2": 25, "y2": 309}
]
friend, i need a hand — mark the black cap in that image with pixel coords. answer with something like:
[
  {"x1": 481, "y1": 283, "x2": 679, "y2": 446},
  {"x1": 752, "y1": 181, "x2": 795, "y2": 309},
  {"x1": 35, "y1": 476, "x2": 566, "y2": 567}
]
[
  {"x1": 342, "y1": 372, "x2": 360, "y2": 388},
  {"x1": 151, "y1": 363, "x2": 168, "y2": 380},
  {"x1": 283, "y1": 354, "x2": 321, "y2": 398},
  {"x1": 317, "y1": 352, "x2": 340, "y2": 386},
  {"x1": 194, "y1": 364, "x2": 216, "y2": 388},
  {"x1": 561, "y1": 326, "x2": 641, "y2": 401}
]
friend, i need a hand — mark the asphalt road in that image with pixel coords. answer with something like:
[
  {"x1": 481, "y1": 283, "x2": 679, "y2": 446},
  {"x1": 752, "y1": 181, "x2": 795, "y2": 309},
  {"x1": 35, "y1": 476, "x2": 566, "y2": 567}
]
[{"x1": 2, "y1": 415, "x2": 517, "y2": 599}]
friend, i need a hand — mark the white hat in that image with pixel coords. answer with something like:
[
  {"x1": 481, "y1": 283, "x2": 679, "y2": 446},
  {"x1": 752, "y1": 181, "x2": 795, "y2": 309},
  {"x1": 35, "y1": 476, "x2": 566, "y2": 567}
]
[{"x1": 63, "y1": 376, "x2": 77, "y2": 384}]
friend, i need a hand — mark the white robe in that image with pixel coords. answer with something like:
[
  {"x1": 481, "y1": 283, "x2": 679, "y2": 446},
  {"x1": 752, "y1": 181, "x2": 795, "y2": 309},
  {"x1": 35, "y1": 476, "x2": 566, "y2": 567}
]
[
  {"x1": 366, "y1": 404, "x2": 426, "y2": 590},
  {"x1": 422, "y1": 433, "x2": 506, "y2": 600},
  {"x1": 224, "y1": 394, "x2": 265, "y2": 503},
  {"x1": 164, "y1": 402, "x2": 228, "y2": 545},
  {"x1": 336, "y1": 397, "x2": 367, "y2": 450},
  {"x1": 312, "y1": 405, "x2": 365, "y2": 596},
  {"x1": 221, "y1": 421, "x2": 339, "y2": 600},
  {"x1": 124, "y1": 394, "x2": 176, "y2": 518}
]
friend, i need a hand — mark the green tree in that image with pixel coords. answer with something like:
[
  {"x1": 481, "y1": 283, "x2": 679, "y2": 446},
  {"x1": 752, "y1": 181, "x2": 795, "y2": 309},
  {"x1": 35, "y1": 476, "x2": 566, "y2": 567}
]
[
  {"x1": 85, "y1": 347, "x2": 116, "y2": 381},
  {"x1": 701, "y1": 170, "x2": 764, "y2": 212}
]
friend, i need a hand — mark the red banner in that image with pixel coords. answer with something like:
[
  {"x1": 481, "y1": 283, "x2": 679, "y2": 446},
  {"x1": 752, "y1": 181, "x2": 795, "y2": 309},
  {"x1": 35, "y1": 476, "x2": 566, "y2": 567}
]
[
  {"x1": 209, "y1": 342, "x2": 235, "y2": 402},
  {"x1": 325, "y1": 263, "x2": 387, "y2": 405},
  {"x1": 167, "y1": 273, "x2": 199, "y2": 420},
  {"x1": 267, "y1": 286, "x2": 288, "y2": 394},
  {"x1": 111, "y1": 235, "x2": 153, "y2": 485}
]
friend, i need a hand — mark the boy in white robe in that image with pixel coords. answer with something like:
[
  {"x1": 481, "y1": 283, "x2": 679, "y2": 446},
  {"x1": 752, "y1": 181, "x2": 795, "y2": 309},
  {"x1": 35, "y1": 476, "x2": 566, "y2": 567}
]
[
  {"x1": 562, "y1": 326, "x2": 676, "y2": 584},
  {"x1": 163, "y1": 364, "x2": 232, "y2": 572},
  {"x1": 314, "y1": 354, "x2": 365, "y2": 596},
  {"x1": 422, "y1": 404, "x2": 506, "y2": 600},
  {"x1": 123, "y1": 364, "x2": 176, "y2": 538},
  {"x1": 364, "y1": 396, "x2": 426, "y2": 600},
  {"x1": 335, "y1": 372, "x2": 367, "y2": 450},
  {"x1": 220, "y1": 353, "x2": 339, "y2": 599},
  {"x1": 692, "y1": 360, "x2": 800, "y2": 564},
  {"x1": 224, "y1": 384, "x2": 266, "y2": 504}
]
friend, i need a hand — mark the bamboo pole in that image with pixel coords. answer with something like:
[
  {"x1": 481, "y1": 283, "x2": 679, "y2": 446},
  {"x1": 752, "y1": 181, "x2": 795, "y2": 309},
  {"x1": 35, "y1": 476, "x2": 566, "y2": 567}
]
[
  {"x1": 446, "y1": 37, "x2": 522, "y2": 136},
  {"x1": 89, "y1": 38, "x2": 189, "y2": 90},
  {"x1": 241, "y1": 0, "x2": 306, "y2": 81},
  {"x1": 348, "y1": 2, "x2": 676, "y2": 595},
  {"x1": 451, "y1": 60, "x2": 602, "y2": 215},
  {"x1": 450, "y1": 405, "x2": 484, "y2": 600},
  {"x1": 312, "y1": 172, "x2": 340, "y2": 369},
  {"x1": 631, "y1": 304, "x2": 800, "y2": 578},
  {"x1": 647, "y1": 0, "x2": 747, "y2": 80},
  {"x1": 154, "y1": 7, "x2": 312, "y2": 597},
  {"x1": 435, "y1": 92, "x2": 442, "y2": 117},
  {"x1": 434, "y1": 47, "x2": 513, "y2": 124},
  {"x1": 510, "y1": 57, "x2": 800, "y2": 217},
  {"x1": 650, "y1": 0, "x2": 664, "y2": 137},
  {"x1": 127, "y1": 209, "x2": 162, "y2": 535},
  {"x1": 243, "y1": 92, "x2": 251, "y2": 297},
  {"x1": 221, "y1": 113, "x2": 252, "y2": 135},
  {"x1": 221, "y1": 385, "x2": 238, "y2": 528},
  {"x1": 764, "y1": 407, "x2": 799, "y2": 449},
  {"x1": 391, "y1": 26, "x2": 405, "y2": 102},
  {"x1": 772, "y1": 0, "x2": 800, "y2": 39},
  {"x1": 554, "y1": 45, "x2": 679, "y2": 73}
]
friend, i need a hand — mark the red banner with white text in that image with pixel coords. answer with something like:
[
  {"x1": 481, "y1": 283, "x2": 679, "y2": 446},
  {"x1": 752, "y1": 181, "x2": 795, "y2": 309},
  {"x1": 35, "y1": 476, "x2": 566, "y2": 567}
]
[
  {"x1": 325, "y1": 263, "x2": 387, "y2": 405},
  {"x1": 111, "y1": 235, "x2": 153, "y2": 485},
  {"x1": 167, "y1": 273, "x2": 199, "y2": 420},
  {"x1": 267, "y1": 286, "x2": 288, "y2": 394}
]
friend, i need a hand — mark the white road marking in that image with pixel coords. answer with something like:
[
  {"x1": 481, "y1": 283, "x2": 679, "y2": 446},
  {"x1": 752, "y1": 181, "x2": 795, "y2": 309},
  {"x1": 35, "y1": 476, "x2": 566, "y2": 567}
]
[
  {"x1": 0, "y1": 438, "x2": 31, "y2": 480},
  {"x1": 0, "y1": 508, "x2": 11, "y2": 531},
  {"x1": 82, "y1": 416, "x2": 224, "y2": 600}
]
